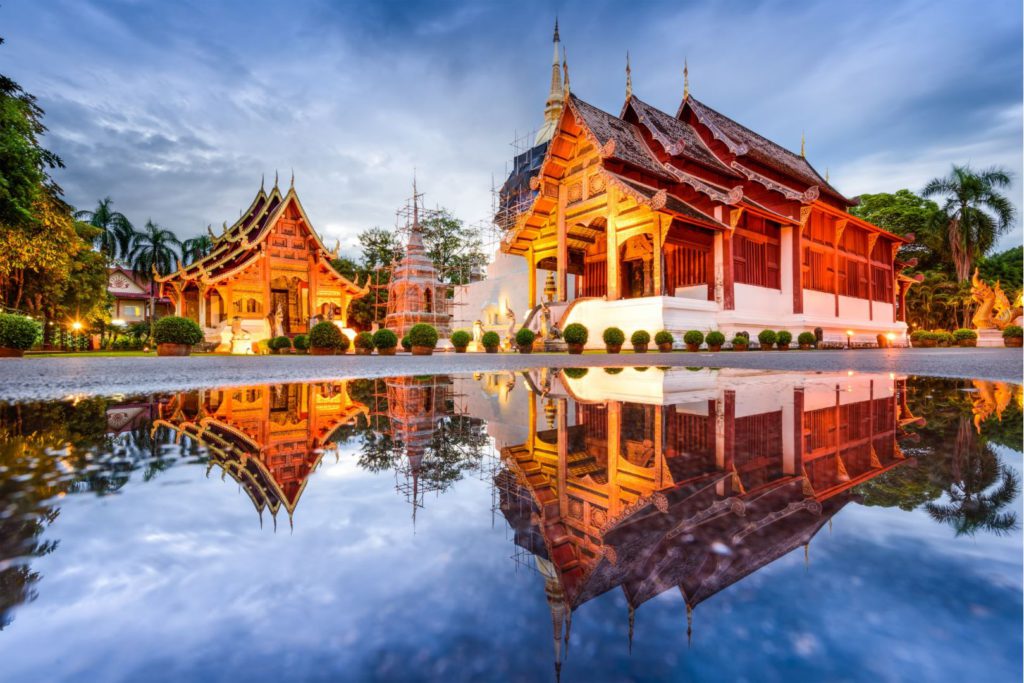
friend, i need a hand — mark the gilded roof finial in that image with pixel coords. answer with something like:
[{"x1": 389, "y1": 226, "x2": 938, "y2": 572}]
[
  {"x1": 683, "y1": 58, "x2": 689, "y2": 99},
  {"x1": 625, "y1": 50, "x2": 632, "y2": 100},
  {"x1": 562, "y1": 48, "x2": 570, "y2": 95},
  {"x1": 273, "y1": 170, "x2": 279, "y2": 188},
  {"x1": 800, "y1": 131, "x2": 806, "y2": 158},
  {"x1": 290, "y1": 168, "x2": 295, "y2": 190},
  {"x1": 260, "y1": 173, "x2": 265, "y2": 192},
  {"x1": 825, "y1": 167, "x2": 830, "y2": 183}
]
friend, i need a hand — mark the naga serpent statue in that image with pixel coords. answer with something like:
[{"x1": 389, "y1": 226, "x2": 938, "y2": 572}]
[{"x1": 970, "y1": 268, "x2": 1023, "y2": 330}]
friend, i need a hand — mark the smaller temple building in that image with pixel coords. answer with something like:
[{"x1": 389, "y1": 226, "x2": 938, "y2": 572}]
[
  {"x1": 106, "y1": 265, "x2": 172, "y2": 324},
  {"x1": 157, "y1": 178, "x2": 367, "y2": 351}
]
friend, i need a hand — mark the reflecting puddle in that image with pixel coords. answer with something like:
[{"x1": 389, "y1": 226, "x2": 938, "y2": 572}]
[{"x1": 0, "y1": 369, "x2": 1020, "y2": 682}]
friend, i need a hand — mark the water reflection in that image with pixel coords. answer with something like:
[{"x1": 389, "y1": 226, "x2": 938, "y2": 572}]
[{"x1": 0, "y1": 369, "x2": 1020, "y2": 680}]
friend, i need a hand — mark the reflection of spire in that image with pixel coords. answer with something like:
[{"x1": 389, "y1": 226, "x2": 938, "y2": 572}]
[
  {"x1": 628, "y1": 604, "x2": 635, "y2": 654},
  {"x1": 804, "y1": 541, "x2": 809, "y2": 568},
  {"x1": 686, "y1": 604, "x2": 693, "y2": 647}
]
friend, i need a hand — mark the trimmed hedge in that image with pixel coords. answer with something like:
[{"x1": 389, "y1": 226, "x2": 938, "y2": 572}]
[
  {"x1": 952, "y1": 329, "x2": 977, "y2": 341},
  {"x1": 408, "y1": 324, "x2": 439, "y2": 348},
  {"x1": 602, "y1": 327, "x2": 625, "y2": 345},
  {"x1": 450, "y1": 330, "x2": 471, "y2": 347},
  {"x1": 683, "y1": 330, "x2": 704, "y2": 345},
  {"x1": 1003, "y1": 325, "x2": 1023, "y2": 338},
  {"x1": 372, "y1": 328, "x2": 398, "y2": 349},
  {"x1": 706, "y1": 331, "x2": 725, "y2": 347},
  {"x1": 797, "y1": 331, "x2": 816, "y2": 346},
  {"x1": 515, "y1": 327, "x2": 536, "y2": 346},
  {"x1": 310, "y1": 321, "x2": 346, "y2": 350},
  {"x1": 0, "y1": 313, "x2": 42, "y2": 350},
  {"x1": 654, "y1": 330, "x2": 674, "y2": 345},
  {"x1": 730, "y1": 335, "x2": 748, "y2": 347},
  {"x1": 354, "y1": 331, "x2": 374, "y2": 349},
  {"x1": 481, "y1": 331, "x2": 501, "y2": 348},
  {"x1": 401, "y1": 335, "x2": 412, "y2": 351},
  {"x1": 630, "y1": 330, "x2": 651, "y2": 345},
  {"x1": 563, "y1": 323, "x2": 588, "y2": 345},
  {"x1": 269, "y1": 335, "x2": 292, "y2": 351},
  {"x1": 152, "y1": 316, "x2": 204, "y2": 346},
  {"x1": 776, "y1": 330, "x2": 792, "y2": 346},
  {"x1": 293, "y1": 334, "x2": 309, "y2": 351},
  {"x1": 757, "y1": 329, "x2": 777, "y2": 347}
]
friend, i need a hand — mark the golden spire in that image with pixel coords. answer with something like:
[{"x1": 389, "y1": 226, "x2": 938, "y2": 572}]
[
  {"x1": 562, "y1": 49, "x2": 570, "y2": 95},
  {"x1": 625, "y1": 51, "x2": 632, "y2": 99},
  {"x1": 683, "y1": 58, "x2": 689, "y2": 99},
  {"x1": 536, "y1": 18, "x2": 565, "y2": 145},
  {"x1": 800, "y1": 131, "x2": 806, "y2": 158}
]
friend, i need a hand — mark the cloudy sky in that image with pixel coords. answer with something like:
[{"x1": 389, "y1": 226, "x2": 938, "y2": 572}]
[{"x1": 4, "y1": 0, "x2": 1022, "y2": 256}]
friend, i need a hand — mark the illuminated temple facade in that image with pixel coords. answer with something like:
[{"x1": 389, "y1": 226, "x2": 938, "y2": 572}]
[
  {"x1": 157, "y1": 179, "x2": 367, "y2": 348},
  {"x1": 499, "y1": 24, "x2": 917, "y2": 346}
]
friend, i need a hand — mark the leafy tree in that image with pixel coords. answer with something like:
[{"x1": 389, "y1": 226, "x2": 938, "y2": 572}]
[
  {"x1": 850, "y1": 190, "x2": 942, "y2": 268},
  {"x1": 74, "y1": 197, "x2": 134, "y2": 261},
  {"x1": 922, "y1": 165, "x2": 1016, "y2": 281},
  {"x1": 182, "y1": 234, "x2": 214, "y2": 264},
  {"x1": 977, "y1": 246, "x2": 1023, "y2": 300},
  {"x1": 128, "y1": 220, "x2": 181, "y2": 338},
  {"x1": 357, "y1": 227, "x2": 403, "y2": 270},
  {"x1": 419, "y1": 209, "x2": 488, "y2": 286}
]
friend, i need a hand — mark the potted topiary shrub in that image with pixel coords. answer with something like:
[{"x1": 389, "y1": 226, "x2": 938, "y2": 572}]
[
  {"x1": 1002, "y1": 325, "x2": 1023, "y2": 348},
  {"x1": 515, "y1": 327, "x2": 536, "y2": 354},
  {"x1": 603, "y1": 327, "x2": 625, "y2": 354},
  {"x1": 562, "y1": 367, "x2": 589, "y2": 379},
  {"x1": 450, "y1": 329, "x2": 471, "y2": 353},
  {"x1": 683, "y1": 330, "x2": 704, "y2": 352},
  {"x1": 797, "y1": 331, "x2": 816, "y2": 350},
  {"x1": 909, "y1": 330, "x2": 926, "y2": 348},
  {"x1": 952, "y1": 329, "x2": 977, "y2": 347},
  {"x1": 731, "y1": 335, "x2": 749, "y2": 351},
  {"x1": 354, "y1": 331, "x2": 374, "y2": 355},
  {"x1": 776, "y1": 330, "x2": 792, "y2": 351},
  {"x1": 757, "y1": 329, "x2": 777, "y2": 350},
  {"x1": 310, "y1": 321, "x2": 348, "y2": 355},
  {"x1": 631, "y1": 330, "x2": 651, "y2": 353},
  {"x1": 705, "y1": 331, "x2": 725, "y2": 352},
  {"x1": 269, "y1": 336, "x2": 292, "y2": 354},
  {"x1": 153, "y1": 316, "x2": 204, "y2": 356},
  {"x1": 292, "y1": 334, "x2": 309, "y2": 354},
  {"x1": 401, "y1": 335, "x2": 412, "y2": 352},
  {"x1": 920, "y1": 331, "x2": 938, "y2": 348},
  {"x1": 936, "y1": 330, "x2": 954, "y2": 347},
  {"x1": 408, "y1": 323, "x2": 439, "y2": 356},
  {"x1": 373, "y1": 328, "x2": 398, "y2": 356},
  {"x1": 562, "y1": 323, "x2": 588, "y2": 354},
  {"x1": 481, "y1": 330, "x2": 500, "y2": 353},
  {"x1": 654, "y1": 330, "x2": 674, "y2": 352},
  {"x1": 0, "y1": 313, "x2": 42, "y2": 357}
]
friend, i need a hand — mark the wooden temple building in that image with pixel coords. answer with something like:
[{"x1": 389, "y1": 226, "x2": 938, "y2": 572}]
[
  {"x1": 157, "y1": 178, "x2": 367, "y2": 351},
  {"x1": 154, "y1": 381, "x2": 367, "y2": 526},
  {"x1": 488, "y1": 368, "x2": 920, "y2": 671},
  {"x1": 500, "y1": 27, "x2": 917, "y2": 346}
]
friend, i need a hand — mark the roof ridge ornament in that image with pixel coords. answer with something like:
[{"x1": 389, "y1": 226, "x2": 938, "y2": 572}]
[
  {"x1": 274, "y1": 170, "x2": 279, "y2": 188},
  {"x1": 260, "y1": 173, "x2": 265, "y2": 193},
  {"x1": 683, "y1": 57, "x2": 689, "y2": 99},
  {"x1": 290, "y1": 168, "x2": 295, "y2": 190},
  {"x1": 800, "y1": 131, "x2": 806, "y2": 158},
  {"x1": 562, "y1": 48, "x2": 570, "y2": 96},
  {"x1": 625, "y1": 50, "x2": 632, "y2": 100}
]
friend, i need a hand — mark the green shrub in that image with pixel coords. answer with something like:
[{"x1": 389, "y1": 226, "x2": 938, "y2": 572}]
[
  {"x1": 603, "y1": 327, "x2": 625, "y2": 345},
  {"x1": 293, "y1": 334, "x2": 309, "y2": 351},
  {"x1": 354, "y1": 331, "x2": 374, "y2": 349},
  {"x1": 562, "y1": 367, "x2": 589, "y2": 379},
  {"x1": 372, "y1": 328, "x2": 398, "y2": 349},
  {"x1": 952, "y1": 329, "x2": 977, "y2": 341},
  {"x1": 920, "y1": 331, "x2": 940, "y2": 341},
  {"x1": 562, "y1": 323, "x2": 588, "y2": 345},
  {"x1": 0, "y1": 314, "x2": 42, "y2": 351},
  {"x1": 408, "y1": 323, "x2": 439, "y2": 348},
  {"x1": 736, "y1": 330, "x2": 750, "y2": 340},
  {"x1": 730, "y1": 335, "x2": 748, "y2": 347},
  {"x1": 481, "y1": 331, "x2": 501, "y2": 348},
  {"x1": 1003, "y1": 325, "x2": 1023, "y2": 338},
  {"x1": 682, "y1": 330, "x2": 704, "y2": 345},
  {"x1": 450, "y1": 329, "x2": 471, "y2": 347},
  {"x1": 152, "y1": 316, "x2": 204, "y2": 346},
  {"x1": 654, "y1": 330, "x2": 674, "y2": 345},
  {"x1": 776, "y1": 330, "x2": 792, "y2": 346},
  {"x1": 310, "y1": 321, "x2": 345, "y2": 349},
  {"x1": 604, "y1": 367, "x2": 623, "y2": 375},
  {"x1": 515, "y1": 327, "x2": 536, "y2": 347},
  {"x1": 111, "y1": 335, "x2": 142, "y2": 351},
  {"x1": 757, "y1": 329, "x2": 777, "y2": 347},
  {"x1": 706, "y1": 331, "x2": 725, "y2": 346},
  {"x1": 630, "y1": 330, "x2": 651, "y2": 345},
  {"x1": 797, "y1": 331, "x2": 816, "y2": 346},
  {"x1": 269, "y1": 335, "x2": 292, "y2": 351},
  {"x1": 910, "y1": 330, "x2": 926, "y2": 341},
  {"x1": 401, "y1": 335, "x2": 412, "y2": 351}
]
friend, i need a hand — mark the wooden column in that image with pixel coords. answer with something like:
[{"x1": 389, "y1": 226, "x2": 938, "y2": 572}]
[
  {"x1": 867, "y1": 234, "x2": 879, "y2": 322},
  {"x1": 793, "y1": 213, "x2": 806, "y2": 314},
  {"x1": 556, "y1": 184, "x2": 568, "y2": 302},
  {"x1": 607, "y1": 400, "x2": 622, "y2": 515},
  {"x1": 652, "y1": 215, "x2": 663, "y2": 296},
  {"x1": 833, "y1": 219, "x2": 847, "y2": 318},
  {"x1": 606, "y1": 192, "x2": 620, "y2": 301},
  {"x1": 721, "y1": 231, "x2": 735, "y2": 310},
  {"x1": 527, "y1": 247, "x2": 537, "y2": 309},
  {"x1": 557, "y1": 398, "x2": 568, "y2": 519},
  {"x1": 198, "y1": 286, "x2": 208, "y2": 328}
]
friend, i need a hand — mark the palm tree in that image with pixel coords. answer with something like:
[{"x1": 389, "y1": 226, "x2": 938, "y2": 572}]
[
  {"x1": 182, "y1": 233, "x2": 214, "y2": 264},
  {"x1": 74, "y1": 197, "x2": 134, "y2": 261},
  {"x1": 127, "y1": 220, "x2": 181, "y2": 338},
  {"x1": 922, "y1": 165, "x2": 1016, "y2": 281}
]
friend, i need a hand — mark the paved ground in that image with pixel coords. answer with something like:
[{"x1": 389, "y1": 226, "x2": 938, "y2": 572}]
[{"x1": 0, "y1": 347, "x2": 1019, "y2": 401}]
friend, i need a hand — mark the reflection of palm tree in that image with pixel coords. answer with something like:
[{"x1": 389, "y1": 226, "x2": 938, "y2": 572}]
[{"x1": 925, "y1": 416, "x2": 1020, "y2": 536}]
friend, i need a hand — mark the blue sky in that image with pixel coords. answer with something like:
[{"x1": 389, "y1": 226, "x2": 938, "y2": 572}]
[{"x1": 4, "y1": 0, "x2": 1022, "y2": 256}]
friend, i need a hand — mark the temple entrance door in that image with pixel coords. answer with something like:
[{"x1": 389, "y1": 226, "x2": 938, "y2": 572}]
[
  {"x1": 271, "y1": 290, "x2": 290, "y2": 335},
  {"x1": 619, "y1": 236, "x2": 654, "y2": 299},
  {"x1": 184, "y1": 289, "x2": 200, "y2": 323}
]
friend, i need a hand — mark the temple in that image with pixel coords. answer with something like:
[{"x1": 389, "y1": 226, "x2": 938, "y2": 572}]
[
  {"x1": 157, "y1": 177, "x2": 368, "y2": 351},
  {"x1": 499, "y1": 26, "x2": 917, "y2": 345}
]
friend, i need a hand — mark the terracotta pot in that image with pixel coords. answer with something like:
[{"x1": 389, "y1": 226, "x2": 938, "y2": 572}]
[
  {"x1": 1005, "y1": 336, "x2": 1023, "y2": 347},
  {"x1": 921, "y1": 339, "x2": 937, "y2": 348},
  {"x1": 606, "y1": 344, "x2": 622, "y2": 354},
  {"x1": 799, "y1": 343, "x2": 813, "y2": 350},
  {"x1": 776, "y1": 344, "x2": 789, "y2": 351},
  {"x1": 454, "y1": 346, "x2": 467, "y2": 354},
  {"x1": 0, "y1": 347, "x2": 25, "y2": 358},
  {"x1": 377, "y1": 347, "x2": 397, "y2": 356},
  {"x1": 157, "y1": 342, "x2": 191, "y2": 357},
  {"x1": 355, "y1": 348, "x2": 372, "y2": 355},
  {"x1": 310, "y1": 347, "x2": 335, "y2": 355},
  {"x1": 685, "y1": 343, "x2": 700, "y2": 352},
  {"x1": 484, "y1": 346, "x2": 499, "y2": 354},
  {"x1": 411, "y1": 346, "x2": 434, "y2": 356},
  {"x1": 958, "y1": 339, "x2": 976, "y2": 347},
  {"x1": 657, "y1": 342, "x2": 673, "y2": 352},
  {"x1": 567, "y1": 342, "x2": 585, "y2": 354},
  {"x1": 632, "y1": 343, "x2": 649, "y2": 353},
  {"x1": 733, "y1": 344, "x2": 748, "y2": 352},
  {"x1": 294, "y1": 349, "x2": 308, "y2": 355},
  {"x1": 708, "y1": 345, "x2": 722, "y2": 352},
  {"x1": 518, "y1": 344, "x2": 533, "y2": 354}
]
